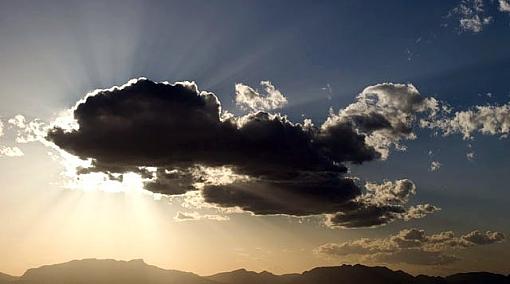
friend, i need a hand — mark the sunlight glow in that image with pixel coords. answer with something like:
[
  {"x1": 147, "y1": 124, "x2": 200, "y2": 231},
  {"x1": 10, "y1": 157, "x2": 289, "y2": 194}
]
[{"x1": 66, "y1": 172, "x2": 145, "y2": 193}]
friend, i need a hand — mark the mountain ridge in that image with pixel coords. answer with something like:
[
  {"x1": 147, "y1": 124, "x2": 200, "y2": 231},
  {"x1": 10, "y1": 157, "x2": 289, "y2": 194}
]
[{"x1": 0, "y1": 259, "x2": 509, "y2": 284}]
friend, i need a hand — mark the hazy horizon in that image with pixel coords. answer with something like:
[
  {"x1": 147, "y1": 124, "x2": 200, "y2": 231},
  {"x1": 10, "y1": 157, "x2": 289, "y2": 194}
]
[
  {"x1": 0, "y1": 0, "x2": 509, "y2": 280},
  {"x1": 2, "y1": 258, "x2": 509, "y2": 278}
]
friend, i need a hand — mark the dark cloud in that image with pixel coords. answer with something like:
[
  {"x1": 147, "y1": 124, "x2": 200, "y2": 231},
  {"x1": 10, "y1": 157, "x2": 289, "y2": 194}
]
[
  {"x1": 48, "y1": 79, "x2": 236, "y2": 169},
  {"x1": 327, "y1": 204, "x2": 407, "y2": 228},
  {"x1": 461, "y1": 230, "x2": 506, "y2": 245},
  {"x1": 47, "y1": 78, "x2": 438, "y2": 227},
  {"x1": 346, "y1": 112, "x2": 393, "y2": 133},
  {"x1": 144, "y1": 169, "x2": 196, "y2": 195},
  {"x1": 326, "y1": 180, "x2": 439, "y2": 228},
  {"x1": 316, "y1": 120, "x2": 380, "y2": 164},
  {"x1": 48, "y1": 80, "x2": 355, "y2": 174},
  {"x1": 202, "y1": 172, "x2": 360, "y2": 216}
]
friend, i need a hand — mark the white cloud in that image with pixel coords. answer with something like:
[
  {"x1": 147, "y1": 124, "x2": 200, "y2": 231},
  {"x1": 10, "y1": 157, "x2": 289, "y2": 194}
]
[
  {"x1": 8, "y1": 114, "x2": 48, "y2": 143},
  {"x1": 324, "y1": 83, "x2": 438, "y2": 159},
  {"x1": 460, "y1": 15, "x2": 492, "y2": 33},
  {"x1": 403, "y1": 204, "x2": 441, "y2": 221},
  {"x1": 316, "y1": 228, "x2": 505, "y2": 266},
  {"x1": 363, "y1": 179, "x2": 416, "y2": 205},
  {"x1": 0, "y1": 118, "x2": 24, "y2": 157},
  {"x1": 8, "y1": 114, "x2": 26, "y2": 129},
  {"x1": 450, "y1": 0, "x2": 493, "y2": 33},
  {"x1": 499, "y1": 0, "x2": 510, "y2": 12},
  {"x1": 0, "y1": 146, "x2": 24, "y2": 157},
  {"x1": 235, "y1": 81, "x2": 287, "y2": 112},
  {"x1": 421, "y1": 104, "x2": 510, "y2": 139},
  {"x1": 173, "y1": 211, "x2": 229, "y2": 222},
  {"x1": 430, "y1": 161, "x2": 442, "y2": 172}
]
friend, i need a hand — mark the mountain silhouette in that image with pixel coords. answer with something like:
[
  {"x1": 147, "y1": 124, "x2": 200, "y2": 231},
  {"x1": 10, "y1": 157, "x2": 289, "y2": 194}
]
[
  {"x1": 0, "y1": 259, "x2": 509, "y2": 284},
  {"x1": 206, "y1": 268, "x2": 299, "y2": 284},
  {"x1": 0, "y1": 272, "x2": 18, "y2": 283},
  {"x1": 1, "y1": 259, "x2": 214, "y2": 284}
]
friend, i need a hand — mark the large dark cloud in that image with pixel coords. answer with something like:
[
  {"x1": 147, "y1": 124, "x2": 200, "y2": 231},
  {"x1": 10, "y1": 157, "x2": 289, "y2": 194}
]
[
  {"x1": 48, "y1": 80, "x2": 362, "y2": 173},
  {"x1": 48, "y1": 79, "x2": 236, "y2": 168},
  {"x1": 47, "y1": 78, "x2": 437, "y2": 227},
  {"x1": 202, "y1": 172, "x2": 360, "y2": 216}
]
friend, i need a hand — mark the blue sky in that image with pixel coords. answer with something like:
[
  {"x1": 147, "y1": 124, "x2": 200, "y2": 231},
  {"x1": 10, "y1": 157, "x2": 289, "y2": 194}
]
[
  {"x1": 0, "y1": 0, "x2": 509, "y2": 276},
  {"x1": 2, "y1": 0, "x2": 509, "y2": 116}
]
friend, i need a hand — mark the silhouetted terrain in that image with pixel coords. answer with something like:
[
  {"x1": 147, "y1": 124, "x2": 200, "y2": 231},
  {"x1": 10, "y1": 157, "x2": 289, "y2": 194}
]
[
  {"x1": 207, "y1": 268, "x2": 300, "y2": 284},
  {"x1": 0, "y1": 259, "x2": 508, "y2": 284},
  {"x1": 0, "y1": 259, "x2": 214, "y2": 284},
  {"x1": 0, "y1": 272, "x2": 18, "y2": 283}
]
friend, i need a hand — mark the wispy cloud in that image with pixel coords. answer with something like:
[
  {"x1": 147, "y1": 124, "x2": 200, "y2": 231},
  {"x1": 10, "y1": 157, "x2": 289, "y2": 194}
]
[
  {"x1": 174, "y1": 211, "x2": 229, "y2": 222},
  {"x1": 0, "y1": 146, "x2": 23, "y2": 157},
  {"x1": 449, "y1": 0, "x2": 492, "y2": 33}
]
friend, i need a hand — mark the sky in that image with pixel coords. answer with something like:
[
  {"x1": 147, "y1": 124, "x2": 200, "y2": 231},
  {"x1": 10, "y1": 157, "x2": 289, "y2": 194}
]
[{"x1": 0, "y1": 0, "x2": 510, "y2": 277}]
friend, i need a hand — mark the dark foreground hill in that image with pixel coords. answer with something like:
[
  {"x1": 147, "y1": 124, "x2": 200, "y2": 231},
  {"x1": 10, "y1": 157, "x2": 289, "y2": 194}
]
[
  {"x1": 0, "y1": 259, "x2": 509, "y2": 284},
  {"x1": 0, "y1": 259, "x2": 214, "y2": 284}
]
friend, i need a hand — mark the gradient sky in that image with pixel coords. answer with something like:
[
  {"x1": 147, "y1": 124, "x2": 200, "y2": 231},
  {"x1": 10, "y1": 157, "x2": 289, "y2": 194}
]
[{"x1": 0, "y1": 0, "x2": 510, "y2": 277}]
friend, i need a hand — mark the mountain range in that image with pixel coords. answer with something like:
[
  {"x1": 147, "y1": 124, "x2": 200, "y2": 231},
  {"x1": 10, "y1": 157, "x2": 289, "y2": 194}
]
[{"x1": 0, "y1": 259, "x2": 508, "y2": 284}]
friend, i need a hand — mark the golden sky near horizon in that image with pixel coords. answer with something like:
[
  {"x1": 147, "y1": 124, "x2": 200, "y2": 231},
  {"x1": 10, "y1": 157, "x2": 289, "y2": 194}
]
[{"x1": 1, "y1": 0, "x2": 510, "y2": 278}]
